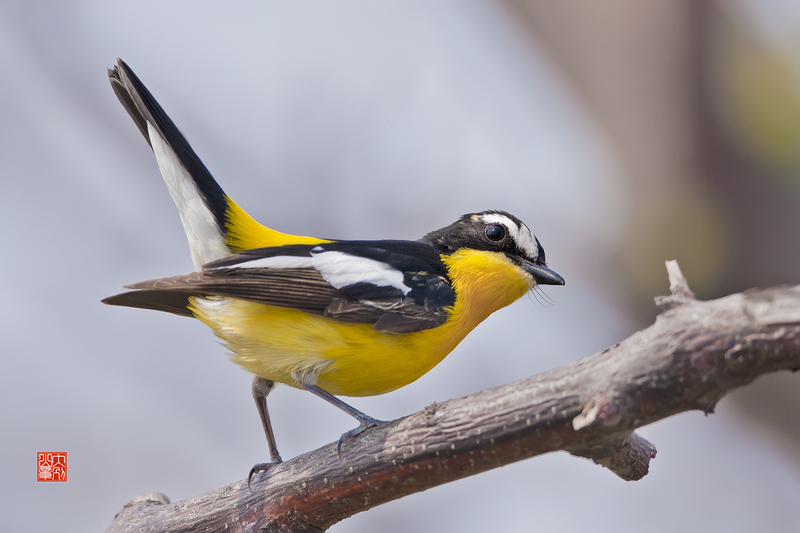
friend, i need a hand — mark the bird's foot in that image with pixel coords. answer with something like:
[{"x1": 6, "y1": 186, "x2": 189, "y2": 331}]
[
  {"x1": 336, "y1": 416, "x2": 385, "y2": 460},
  {"x1": 247, "y1": 457, "x2": 283, "y2": 492}
]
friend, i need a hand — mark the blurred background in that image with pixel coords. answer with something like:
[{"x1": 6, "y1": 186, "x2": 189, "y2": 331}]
[{"x1": 2, "y1": 1, "x2": 798, "y2": 531}]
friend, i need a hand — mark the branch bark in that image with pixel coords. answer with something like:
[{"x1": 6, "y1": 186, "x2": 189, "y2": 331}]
[{"x1": 107, "y1": 262, "x2": 800, "y2": 532}]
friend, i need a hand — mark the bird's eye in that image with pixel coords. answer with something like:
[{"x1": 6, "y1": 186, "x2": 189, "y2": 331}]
[{"x1": 485, "y1": 224, "x2": 506, "y2": 242}]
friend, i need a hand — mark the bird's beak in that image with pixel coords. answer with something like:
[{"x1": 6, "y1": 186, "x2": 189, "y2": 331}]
[{"x1": 520, "y1": 260, "x2": 565, "y2": 286}]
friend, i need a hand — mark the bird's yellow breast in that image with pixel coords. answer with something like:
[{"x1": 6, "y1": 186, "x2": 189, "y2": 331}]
[{"x1": 190, "y1": 249, "x2": 534, "y2": 396}]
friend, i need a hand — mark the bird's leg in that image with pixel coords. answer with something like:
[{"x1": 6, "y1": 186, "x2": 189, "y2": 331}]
[
  {"x1": 248, "y1": 376, "x2": 283, "y2": 491},
  {"x1": 291, "y1": 370, "x2": 385, "y2": 459}
]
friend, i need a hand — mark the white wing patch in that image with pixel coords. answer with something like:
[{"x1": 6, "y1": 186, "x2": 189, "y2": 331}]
[
  {"x1": 226, "y1": 250, "x2": 412, "y2": 295},
  {"x1": 477, "y1": 213, "x2": 539, "y2": 260},
  {"x1": 149, "y1": 123, "x2": 230, "y2": 271}
]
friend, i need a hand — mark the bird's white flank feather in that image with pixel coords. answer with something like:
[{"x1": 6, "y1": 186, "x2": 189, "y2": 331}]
[{"x1": 229, "y1": 250, "x2": 411, "y2": 294}]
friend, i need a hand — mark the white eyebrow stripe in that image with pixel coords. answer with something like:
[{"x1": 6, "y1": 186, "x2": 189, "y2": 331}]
[
  {"x1": 227, "y1": 250, "x2": 411, "y2": 295},
  {"x1": 477, "y1": 213, "x2": 539, "y2": 259}
]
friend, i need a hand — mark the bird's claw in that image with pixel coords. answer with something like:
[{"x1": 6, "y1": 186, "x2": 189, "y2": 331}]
[
  {"x1": 336, "y1": 417, "x2": 385, "y2": 461},
  {"x1": 247, "y1": 458, "x2": 282, "y2": 492}
]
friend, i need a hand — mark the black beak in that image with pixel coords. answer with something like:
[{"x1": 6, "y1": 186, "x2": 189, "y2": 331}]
[{"x1": 520, "y1": 260, "x2": 565, "y2": 286}]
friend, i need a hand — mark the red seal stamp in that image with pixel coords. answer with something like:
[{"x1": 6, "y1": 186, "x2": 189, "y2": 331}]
[{"x1": 37, "y1": 452, "x2": 67, "y2": 482}]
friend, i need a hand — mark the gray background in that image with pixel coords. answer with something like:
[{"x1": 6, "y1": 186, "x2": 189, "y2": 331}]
[{"x1": 2, "y1": 1, "x2": 798, "y2": 531}]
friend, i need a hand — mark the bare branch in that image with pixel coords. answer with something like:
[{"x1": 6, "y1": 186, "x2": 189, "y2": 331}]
[{"x1": 107, "y1": 262, "x2": 800, "y2": 532}]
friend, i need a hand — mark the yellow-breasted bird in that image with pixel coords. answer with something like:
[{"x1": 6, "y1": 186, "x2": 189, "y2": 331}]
[{"x1": 104, "y1": 59, "x2": 564, "y2": 487}]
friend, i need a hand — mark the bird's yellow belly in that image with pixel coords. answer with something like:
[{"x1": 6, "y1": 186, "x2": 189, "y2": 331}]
[{"x1": 189, "y1": 297, "x2": 467, "y2": 396}]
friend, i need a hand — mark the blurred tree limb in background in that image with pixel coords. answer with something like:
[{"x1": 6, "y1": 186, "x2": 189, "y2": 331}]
[
  {"x1": 107, "y1": 262, "x2": 800, "y2": 532},
  {"x1": 501, "y1": 0, "x2": 800, "y2": 475}
]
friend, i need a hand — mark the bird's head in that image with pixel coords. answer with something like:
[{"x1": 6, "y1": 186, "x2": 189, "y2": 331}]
[{"x1": 421, "y1": 210, "x2": 564, "y2": 288}]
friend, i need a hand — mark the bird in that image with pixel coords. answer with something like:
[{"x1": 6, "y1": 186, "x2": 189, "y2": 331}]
[{"x1": 103, "y1": 59, "x2": 565, "y2": 488}]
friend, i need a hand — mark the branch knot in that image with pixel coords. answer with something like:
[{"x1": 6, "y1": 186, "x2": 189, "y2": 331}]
[{"x1": 572, "y1": 393, "x2": 620, "y2": 430}]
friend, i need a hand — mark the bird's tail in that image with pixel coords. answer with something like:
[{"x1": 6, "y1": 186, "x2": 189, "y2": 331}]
[{"x1": 108, "y1": 59, "x2": 323, "y2": 271}]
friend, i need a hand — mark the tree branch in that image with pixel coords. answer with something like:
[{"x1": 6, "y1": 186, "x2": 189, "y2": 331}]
[{"x1": 107, "y1": 261, "x2": 800, "y2": 532}]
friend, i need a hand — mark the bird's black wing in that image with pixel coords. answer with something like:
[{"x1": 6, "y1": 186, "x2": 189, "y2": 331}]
[
  {"x1": 103, "y1": 240, "x2": 456, "y2": 333},
  {"x1": 102, "y1": 268, "x2": 340, "y2": 318}
]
